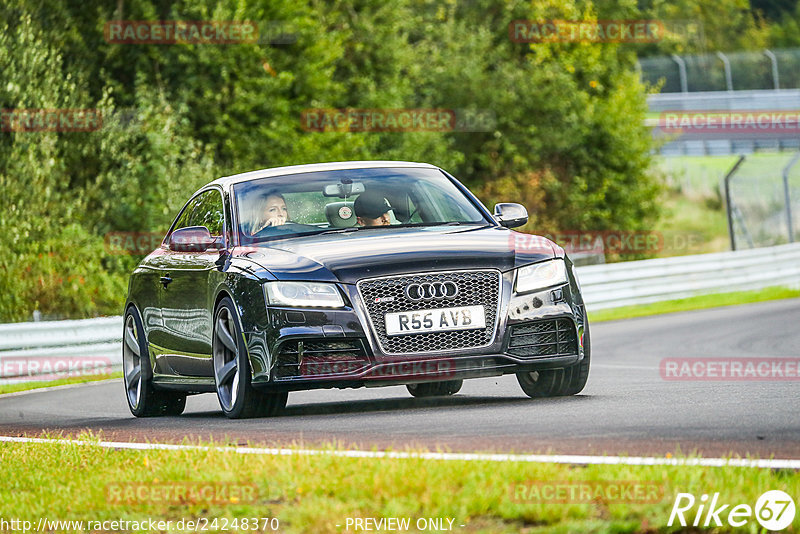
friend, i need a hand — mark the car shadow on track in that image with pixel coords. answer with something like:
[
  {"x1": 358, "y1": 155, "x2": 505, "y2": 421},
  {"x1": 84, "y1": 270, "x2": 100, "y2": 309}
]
[{"x1": 179, "y1": 394, "x2": 594, "y2": 419}]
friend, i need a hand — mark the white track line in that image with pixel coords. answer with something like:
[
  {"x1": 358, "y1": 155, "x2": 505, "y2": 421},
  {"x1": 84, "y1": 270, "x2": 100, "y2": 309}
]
[{"x1": 1, "y1": 435, "x2": 798, "y2": 469}]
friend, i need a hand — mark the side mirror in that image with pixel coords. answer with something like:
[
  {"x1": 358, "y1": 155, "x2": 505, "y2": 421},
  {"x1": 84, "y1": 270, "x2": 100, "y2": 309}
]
[
  {"x1": 168, "y1": 226, "x2": 218, "y2": 252},
  {"x1": 493, "y1": 203, "x2": 528, "y2": 228}
]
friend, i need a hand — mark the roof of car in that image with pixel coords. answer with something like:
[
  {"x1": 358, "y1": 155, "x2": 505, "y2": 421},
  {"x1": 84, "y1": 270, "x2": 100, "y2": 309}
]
[{"x1": 208, "y1": 161, "x2": 440, "y2": 189}]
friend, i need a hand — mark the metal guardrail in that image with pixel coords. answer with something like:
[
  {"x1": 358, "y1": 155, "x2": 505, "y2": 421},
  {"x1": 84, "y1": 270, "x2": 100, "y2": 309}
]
[
  {"x1": 647, "y1": 89, "x2": 800, "y2": 112},
  {"x1": 647, "y1": 89, "x2": 800, "y2": 155},
  {"x1": 0, "y1": 317, "x2": 122, "y2": 383},
  {"x1": 1, "y1": 243, "x2": 799, "y2": 380},
  {"x1": 578, "y1": 242, "x2": 800, "y2": 309}
]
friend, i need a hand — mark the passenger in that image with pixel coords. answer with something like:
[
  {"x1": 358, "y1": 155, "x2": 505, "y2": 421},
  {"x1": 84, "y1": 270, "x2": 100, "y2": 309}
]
[
  {"x1": 250, "y1": 192, "x2": 290, "y2": 234},
  {"x1": 354, "y1": 190, "x2": 393, "y2": 227}
]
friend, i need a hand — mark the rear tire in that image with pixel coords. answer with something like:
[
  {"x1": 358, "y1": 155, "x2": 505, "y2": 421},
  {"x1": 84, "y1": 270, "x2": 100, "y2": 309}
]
[
  {"x1": 516, "y1": 320, "x2": 591, "y2": 398},
  {"x1": 516, "y1": 368, "x2": 568, "y2": 398},
  {"x1": 213, "y1": 297, "x2": 287, "y2": 418},
  {"x1": 406, "y1": 379, "x2": 463, "y2": 397},
  {"x1": 123, "y1": 306, "x2": 186, "y2": 417}
]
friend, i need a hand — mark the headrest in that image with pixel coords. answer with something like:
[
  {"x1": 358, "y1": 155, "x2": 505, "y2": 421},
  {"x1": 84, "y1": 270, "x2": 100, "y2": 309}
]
[{"x1": 325, "y1": 201, "x2": 357, "y2": 228}]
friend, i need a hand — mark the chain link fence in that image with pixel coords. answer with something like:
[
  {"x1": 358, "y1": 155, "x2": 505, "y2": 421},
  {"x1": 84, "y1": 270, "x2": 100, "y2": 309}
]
[
  {"x1": 639, "y1": 49, "x2": 800, "y2": 92},
  {"x1": 726, "y1": 153, "x2": 800, "y2": 249}
]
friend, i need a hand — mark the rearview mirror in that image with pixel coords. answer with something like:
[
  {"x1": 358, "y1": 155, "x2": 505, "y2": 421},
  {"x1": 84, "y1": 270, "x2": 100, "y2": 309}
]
[
  {"x1": 323, "y1": 181, "x2": 366, "y2": 198},
  {"x1": 168, "y1": 226, "x2": 218, "y2": 252},
  {"x1": 493, "y1": 203, "x2": 528, "y2": 228}
]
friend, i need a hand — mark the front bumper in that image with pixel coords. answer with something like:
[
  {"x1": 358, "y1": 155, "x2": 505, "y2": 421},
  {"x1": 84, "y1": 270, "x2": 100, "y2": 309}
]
[
  {"x1": 249, "y1": 271, "x2": 586, "y2": 391},
  {"x1": 253, "y1": 352, "x2": 580, "y2": 392}
]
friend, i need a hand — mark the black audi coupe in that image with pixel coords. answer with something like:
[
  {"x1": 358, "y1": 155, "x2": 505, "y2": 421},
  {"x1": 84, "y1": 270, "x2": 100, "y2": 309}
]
[{"x1": 123, "y1": 161, "x2": 590, "y2": 418}]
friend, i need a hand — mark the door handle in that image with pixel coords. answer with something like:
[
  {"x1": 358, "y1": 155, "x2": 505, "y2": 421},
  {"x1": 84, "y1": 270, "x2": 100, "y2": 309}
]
[{"x1": 160, "y1": 275, "x2": 172, "y2": 288}]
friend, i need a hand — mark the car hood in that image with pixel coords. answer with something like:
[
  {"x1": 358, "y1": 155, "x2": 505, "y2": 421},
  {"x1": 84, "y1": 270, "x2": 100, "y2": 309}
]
[{"x1": 234, "y1": 226, "x2": 559, "y2": 284}]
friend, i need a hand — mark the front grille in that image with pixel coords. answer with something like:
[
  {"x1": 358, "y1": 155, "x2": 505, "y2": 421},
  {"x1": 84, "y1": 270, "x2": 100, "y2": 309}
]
[
  {"x1": 357, "y1": 270, "x2": 501, "y2": 354},
  {"x1": 506, "y1": 318, "x2": 577, "y2": 358},
  {"x1": 274, "y1": 338, "x2": 369, "y2": 379}
]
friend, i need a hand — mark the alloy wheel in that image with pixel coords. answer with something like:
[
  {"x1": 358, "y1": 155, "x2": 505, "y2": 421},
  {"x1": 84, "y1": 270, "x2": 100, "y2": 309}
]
[
  {"x1": 122, "y1": 314, "x2": 143, "y2": 410},
  {"x1": 213, "y1": 306, "x2": 240, "y2": 412}
]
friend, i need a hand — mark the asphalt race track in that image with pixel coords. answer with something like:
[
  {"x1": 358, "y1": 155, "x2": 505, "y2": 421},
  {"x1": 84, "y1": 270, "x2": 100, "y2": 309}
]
[{"x1": 2, "y1": 299, "x2": 799, "y2": 458}]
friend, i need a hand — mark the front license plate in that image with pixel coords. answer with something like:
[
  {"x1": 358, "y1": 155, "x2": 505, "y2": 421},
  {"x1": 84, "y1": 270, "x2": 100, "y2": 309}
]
[{"x1": 385, "y1": 305, "x2": 486, "y2": 336}]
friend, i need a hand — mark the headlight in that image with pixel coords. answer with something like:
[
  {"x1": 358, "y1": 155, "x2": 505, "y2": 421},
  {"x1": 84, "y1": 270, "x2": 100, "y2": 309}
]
[
  {"x1": 515, "y1": 259, "x2": 567, "y2": 294},
  {"x1": 264, "y1": 281, "x2": 345, "y2": 308}
]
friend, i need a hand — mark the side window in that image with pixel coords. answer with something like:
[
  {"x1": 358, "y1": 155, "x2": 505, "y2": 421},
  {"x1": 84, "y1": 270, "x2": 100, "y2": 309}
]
[
  {"x1": 173, "y1": 190, "x2": 225, "y2": 236},
  {"x1": 404, "y1": 197, "x2": 423, "y2": 223},
  {"x1": 172, "y1": 202, "x2": 194, "y2": 232},
  {"x1": 188, "y1": 190, "x2": 225, "y2": 236}
]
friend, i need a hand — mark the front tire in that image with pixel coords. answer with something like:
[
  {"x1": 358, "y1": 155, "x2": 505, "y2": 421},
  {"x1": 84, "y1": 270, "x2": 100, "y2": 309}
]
[
  {"x1": 122, "y1": 306, "x2": 186, "y2": 417},
  {"x1": 563, "y1": 321, "x2": 591, "y2": 395},
  {"x1": 213, "y1": 297, "x2": 287, "y2": 418}
]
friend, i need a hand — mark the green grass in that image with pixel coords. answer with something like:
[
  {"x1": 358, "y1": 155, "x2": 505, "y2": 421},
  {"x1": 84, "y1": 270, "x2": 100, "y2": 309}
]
[
  {"x1": 656, "y1": 153, "x2": 794, "y2": 196},
  {"x1": 590, "y1": 286, "x2": 800, "y2": 323},
  {"x1": 0, "y1": 433, "x2": 798, "y2": 533},
  {"x1": 651, "y1": 191, "x2": 730, "y2": 257},
  {"x1": 650, "y1": 156, "x2": 746, "y2": 258},
  {"x1": 646, "y1": 153, "x2": 798, "y2": 258},
  {"x1": 0, "y1": 371, "x2": 122, "y2": 396}
]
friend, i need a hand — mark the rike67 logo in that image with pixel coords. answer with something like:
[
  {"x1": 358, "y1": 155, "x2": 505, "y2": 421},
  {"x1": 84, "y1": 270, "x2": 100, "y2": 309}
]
[{"x1": 669, "y1": 490, "x2": 796, "y2": 530}]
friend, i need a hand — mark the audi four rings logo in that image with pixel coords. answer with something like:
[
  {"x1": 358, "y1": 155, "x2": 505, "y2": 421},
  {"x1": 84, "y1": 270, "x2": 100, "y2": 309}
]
[{"x1": 405, "y1": 281, "x2": 459, "y2": 301}]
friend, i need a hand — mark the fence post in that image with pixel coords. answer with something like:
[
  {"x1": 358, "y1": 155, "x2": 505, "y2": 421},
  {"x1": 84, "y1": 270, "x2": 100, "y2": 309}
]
[
  {"x1": 724, "y1": 155, "x2": 746, "y2": 251},
  {"x1": 783, "y1": 152, "x2": 800, "y2": 243},
  {"x1": 671, "y1": 54, "x2": 688, "y2": 93},
  {"x1": 764, "y1": 50, "x2": 780, "y2": 90},
  {"x1": 716, "y1": 52, "x2": 733, "y2": 92}
]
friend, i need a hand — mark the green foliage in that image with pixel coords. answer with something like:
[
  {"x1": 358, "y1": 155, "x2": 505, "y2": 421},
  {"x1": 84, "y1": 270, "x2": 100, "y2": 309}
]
[
  {"x1": 635, "y1": 0, "x2": 800, "y2": 54},
  {"x1": 1, "y1": 0, "x2": 669, "y2": 321},
  {"x1": 751, "y1": 0, "x2": 800, "y2": 21},
  {"x1": 0, "y1": 7, "x2": 214, "y2": 321},
  {"x1": 766, "y1": 1, "x2": 800, "y2": 46},
  {"x1": 636, "y1": 0, "x2": 769, "y2": 54},
  {"x1": 83, "y1": 88, "x2": 217, "y2": 235},
  {"x1": 0, "y1": 224, "x2": 129, "y2": 321}
]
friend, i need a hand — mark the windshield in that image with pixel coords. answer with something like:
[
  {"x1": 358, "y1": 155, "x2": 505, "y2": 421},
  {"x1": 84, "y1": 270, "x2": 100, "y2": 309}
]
[{"x1": 232, "y1": 167, "x2": 490, "y2": 244}]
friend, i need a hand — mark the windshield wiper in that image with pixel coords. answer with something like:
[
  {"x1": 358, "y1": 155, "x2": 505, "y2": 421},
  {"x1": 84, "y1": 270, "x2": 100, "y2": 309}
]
[
  {"x1": 307, "y1": 221, "x2": 489, "y2": 236},
  {"x1": 392, "y1": 221, "x2": 489, "y2": 229},
  {"x1": 310, "y1": 226, "x2": 366, "y2": 236}
]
